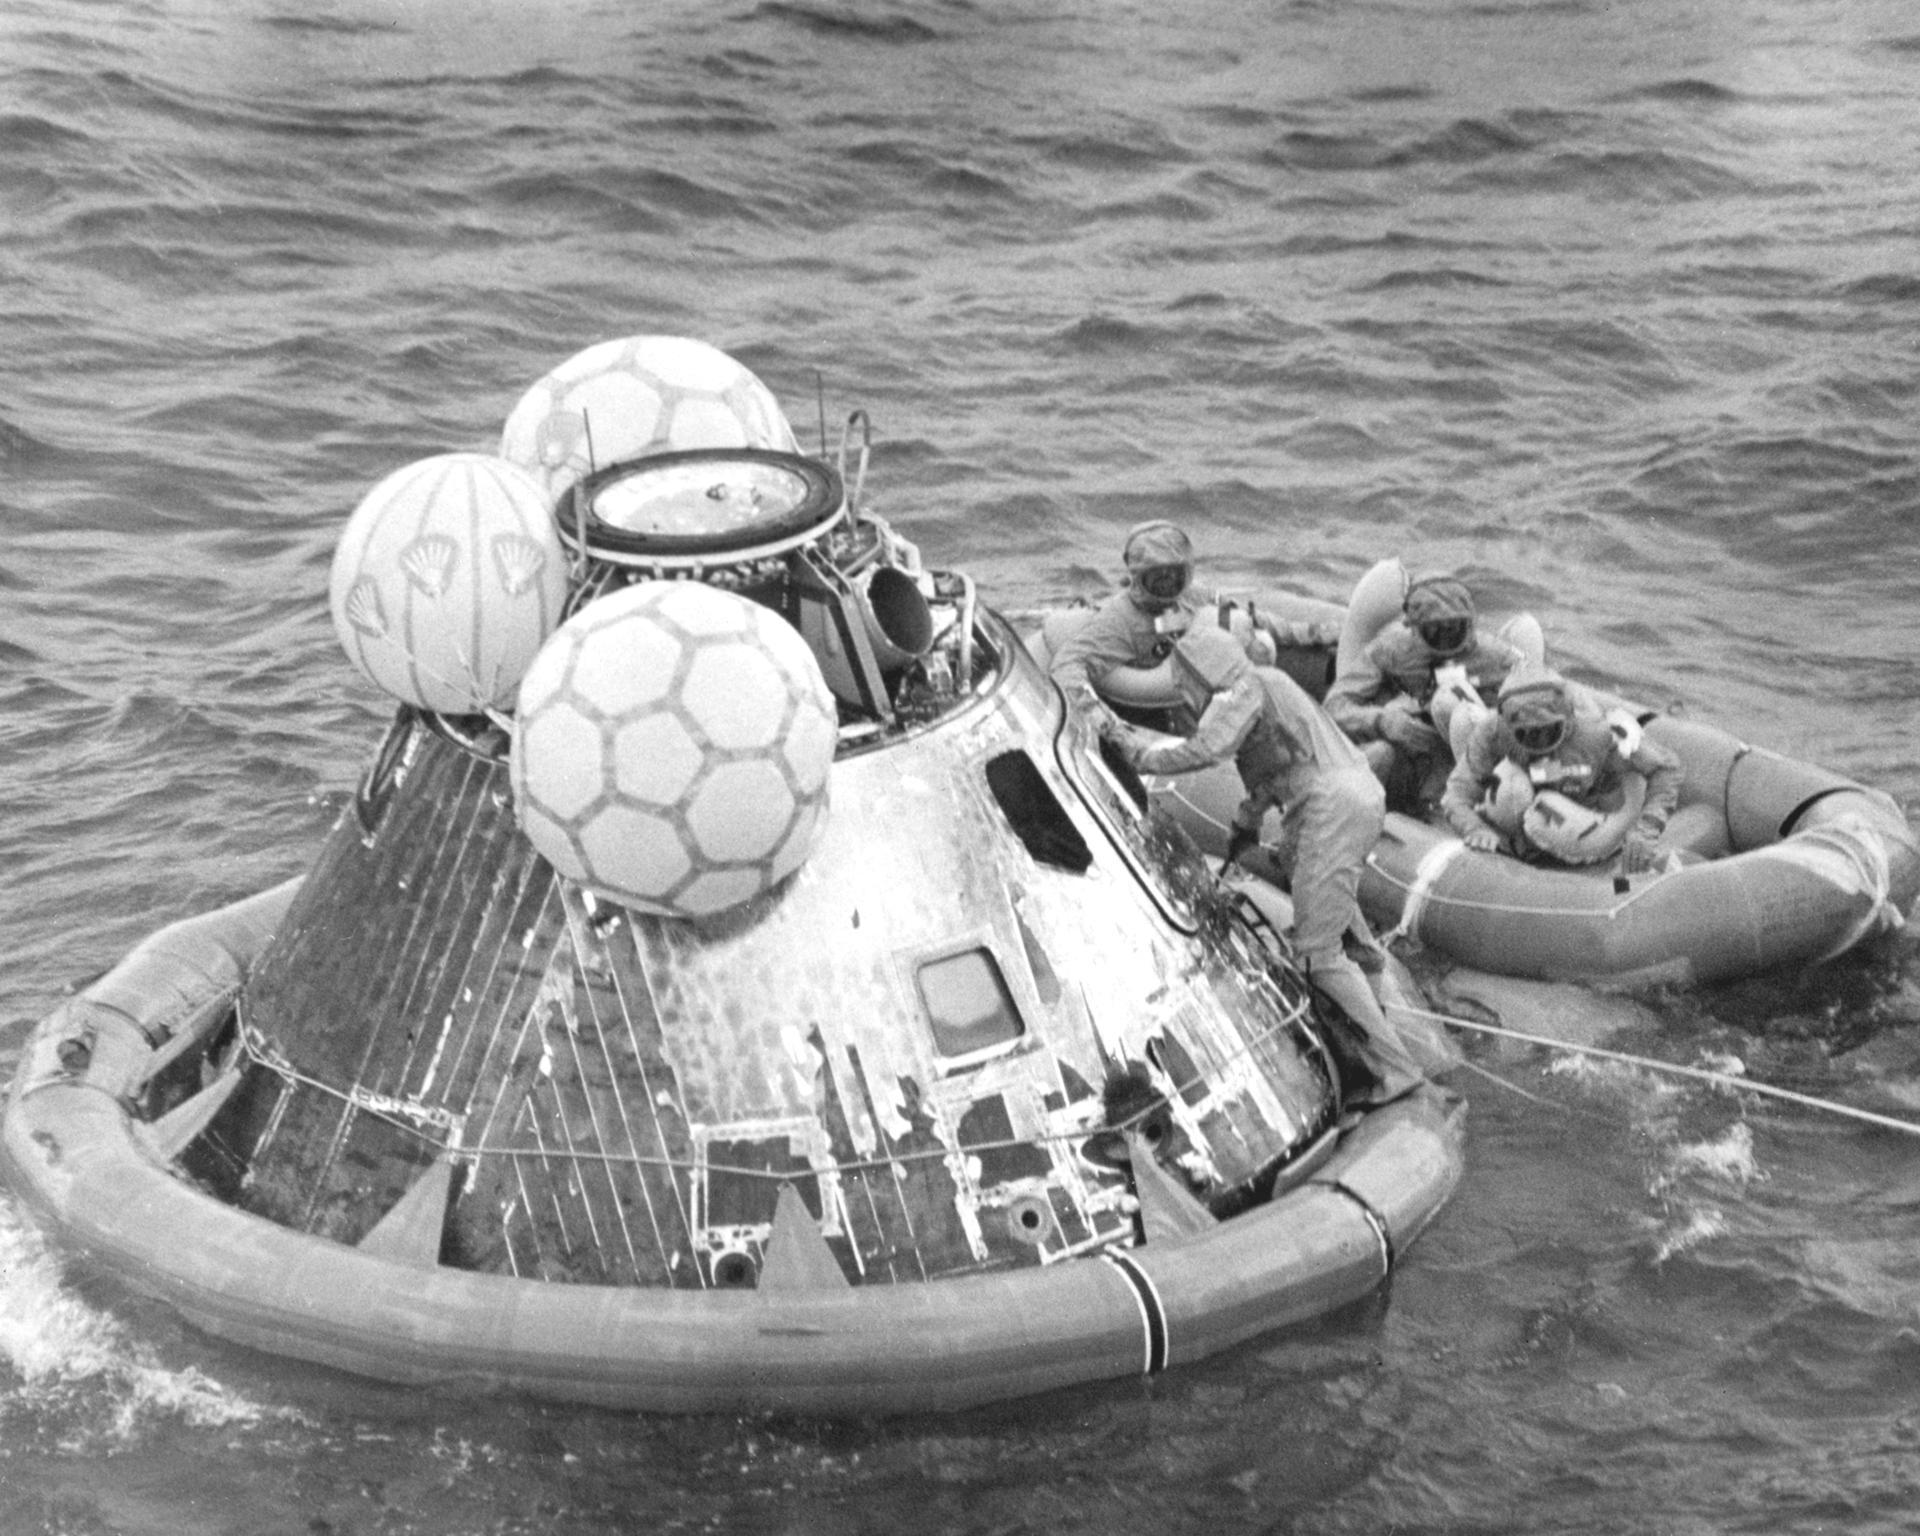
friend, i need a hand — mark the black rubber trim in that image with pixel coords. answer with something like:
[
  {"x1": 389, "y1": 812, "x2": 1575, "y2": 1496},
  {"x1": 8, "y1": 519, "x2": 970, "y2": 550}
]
[
  {"x1": 1328, "y1": 1180, "x2": 1395, "y2": 1274},
  {"x1": 1101, "y1": 1249, "x2": 1169, "y2": 1375}
]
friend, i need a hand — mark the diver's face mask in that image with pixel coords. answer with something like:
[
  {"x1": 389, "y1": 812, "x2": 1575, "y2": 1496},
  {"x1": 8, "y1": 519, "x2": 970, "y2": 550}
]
[
  {"x1": 1417, "y1": 617, "x2": 1473, "y2": 656},
  {"x1": 1509, "y1": 717, "x2": 1569, "y2": 756},
  {"x1": 1134, "y1": 563, "x2": 1192, "y2": 606}
]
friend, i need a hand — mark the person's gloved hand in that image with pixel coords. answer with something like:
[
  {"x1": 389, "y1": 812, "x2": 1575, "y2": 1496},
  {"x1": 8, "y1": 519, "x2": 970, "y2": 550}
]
[
  {"x1": 1223, "y1": 823, "x2": 1260, "y2": 866},
  {"x1": 1377, "y1": 697, "x2": 1443, "y2": 753},
  {"x1": 1619, "y1": 826, "x2": 1661, "y2": 873},
  {"x1": 1103, "y1": 720, "x2": 1149, "y2": 768},
  {"x1": 1460, "y1": 825, "x2": 1502, "y2": 854}
]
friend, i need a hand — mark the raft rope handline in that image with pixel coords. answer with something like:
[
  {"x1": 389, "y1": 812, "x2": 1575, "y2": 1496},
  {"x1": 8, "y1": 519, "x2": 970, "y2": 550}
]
[
  {"x1": 1170, "y1": 779, "x2": 1670, "y2": 925},
  {"x1": 1363, "y1": 852, "x2": 1680, "y2": 923},
  {"x1": 1368, "y1": 786, "x2": 1904, "y2": 931},
  {"x1": 222, "y1": 983, "x2": 1330, "y2": 1186},
  {"x1": 1185, "y1": 739, "x2": 1898, "y2": 930},
  {"x1": 1403, "y1": 1002, "x2": 1920, "y2": 1140},
  {"x1": 1378, "y1": 837, "x2": 1463, "y2": 943}
]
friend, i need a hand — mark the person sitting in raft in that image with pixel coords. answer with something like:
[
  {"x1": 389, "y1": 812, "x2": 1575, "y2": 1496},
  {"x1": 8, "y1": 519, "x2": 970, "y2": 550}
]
[
  {"x1": 1048, "y1": 519, "x2": 1341, "y2": 719},
  {"x1": 1324, "y1": 574, "x2": 1525, "y2": 813},
  {"x1": 1107, "y1": 625, "x2": 1427, "y2": 1106},
  {"x1": 1440, "y1": 663, "x2": 1683, "y2": 874}
]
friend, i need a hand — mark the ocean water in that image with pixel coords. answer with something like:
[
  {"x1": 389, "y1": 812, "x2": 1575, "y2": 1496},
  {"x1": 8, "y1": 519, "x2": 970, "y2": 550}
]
[{"x1": 4, "y1": 1, "x2": 1920, "y2": 1532}]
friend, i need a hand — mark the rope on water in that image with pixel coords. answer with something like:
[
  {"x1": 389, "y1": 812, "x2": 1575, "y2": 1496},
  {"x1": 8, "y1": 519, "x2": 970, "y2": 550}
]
[
  {"x1": 1406, "y1": 1002, "x2": 1920, "y2": 1140},
  {"x1": 1450, "y1": 1056, "x2": 1568, "y2": 1111}
]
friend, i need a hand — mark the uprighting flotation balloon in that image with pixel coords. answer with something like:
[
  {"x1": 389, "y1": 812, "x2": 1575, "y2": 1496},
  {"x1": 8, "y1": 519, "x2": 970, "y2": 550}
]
[
  {"x1": 330, "y1": 453, "x2": 568, "y2": 714},
  {"x1": 510, "y1": 581, "x2": 838, "y2": 919},
  {"x1": 500, "y1": 335, "x2": 798, "y2": 503}
]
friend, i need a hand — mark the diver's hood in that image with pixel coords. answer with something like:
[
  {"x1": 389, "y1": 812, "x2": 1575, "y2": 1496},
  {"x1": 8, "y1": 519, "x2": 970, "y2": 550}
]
[
  {"x1": 1122, "y1": 520, "x2": 1193, "y2": 572},
  {"x1": 1173, "y1": 624, "x2": 1251, "y2": 695},
  {"x1": 1403, "y1": 576, "x2": 1475, "y2": 627},
  {"x1": 1497, "y1": 663, "x2": 1575, "y2": 731}
]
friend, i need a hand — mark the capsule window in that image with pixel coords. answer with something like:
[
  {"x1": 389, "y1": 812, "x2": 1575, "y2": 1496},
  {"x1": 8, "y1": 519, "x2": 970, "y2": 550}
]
[
  {"x1": 917, "y1": 948, "x2": 1025, "y2": 1058},
  {"x1": 985, "y1": 750, "x2": 1093, "y2": 873}
]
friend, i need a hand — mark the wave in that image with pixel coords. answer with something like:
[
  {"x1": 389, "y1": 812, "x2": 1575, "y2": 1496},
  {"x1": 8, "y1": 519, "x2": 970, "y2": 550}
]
[
  {"x1": 0, "y1": 414, "x2": 51, "y2": 465},
  {"x1": 1262, "y1": 130, "x2": 1391, "y2": 173},
  {"x1": 1363, "y1": 267, "x2": 1510, "y2": 293},
  {"x1": 1619, "y1": 78, "x2": 1742, "y2": 106},
  {"x1": 1385, "y1": 115, "x2": 1542, "y2": 168},
  {"x1": 1050, "y1": 314, "x2": 1164, "y2": 354},
  {"x1": 752, "y1": 2, "x2": 941, "y2": 43},
  {"x1": 1652, "y1": 1119, "x2": 1766, "y2": 1197},
  {"x1": 0, "y1": 110, "x2": 93, "y2": 152},
  {"x1": 1465, "y1": 146, "x2": 1750, "y2": 202},
  {"x1": 478, "y1": 160, "x2": 789, "y2": 235},
  {"x1": 1835, "y1": 272, "x2": 1920, "y2": 305}
]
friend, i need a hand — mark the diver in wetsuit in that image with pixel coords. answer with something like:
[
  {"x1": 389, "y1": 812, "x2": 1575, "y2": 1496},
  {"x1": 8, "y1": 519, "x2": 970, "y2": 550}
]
[
  {"x1": 1048, "y1": 520, "x2": 1339, "y2": 720},
  {"x1": 1324, "y1": 574, "x2": 1524, "y2": 813},
  {"x1": 1109, "y1": 624, "x2": 1428, "y2": 1106},
  {"x1": 1442, "y1": 663, "x2": 1681, "y2": 874}
]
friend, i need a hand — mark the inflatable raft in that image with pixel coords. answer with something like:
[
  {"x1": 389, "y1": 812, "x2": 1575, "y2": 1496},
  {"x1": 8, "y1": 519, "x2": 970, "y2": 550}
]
[
  {"x1": 1, "y1": 338, "x2": 1463, "y2": 1416},
  {"x1": 1034, "y1": 561, "x2": 1919, "y2": 991},
  {"x1": 1354, "y1": 710, "x2": 1919, "y2": 988}
]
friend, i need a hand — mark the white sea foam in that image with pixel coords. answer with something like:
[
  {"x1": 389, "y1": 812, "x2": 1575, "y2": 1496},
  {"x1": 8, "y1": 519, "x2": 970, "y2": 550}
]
[
  {"x1": 0, "y1": 1201, "x2": 288, "y2": 1444},
  {"x1": 1645, "y1": 1122, "x2": 1765, "y2": 1263},
  {"x1": 1660, "y1": 1121, "x2": 1765, "y2": 1191},
  {"x1": 1544, "y1": 1052, "x2": 1688, "y2": 1109},
  {"x1": 1651, "y1": 1204, "x2": 1731, "y2": 1264}
]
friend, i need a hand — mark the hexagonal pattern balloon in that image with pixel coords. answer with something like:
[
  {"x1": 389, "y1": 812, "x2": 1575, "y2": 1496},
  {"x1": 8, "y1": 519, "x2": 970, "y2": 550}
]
[
  {"x1": 500, "y1": 336, "x2": 799, "y2": 503},
  {"x1": 510, "y1": 581, "x2": 838, "y2": 918},
  {"x1": 330, "y1": 453, "x2": 568, "y2": 713}
]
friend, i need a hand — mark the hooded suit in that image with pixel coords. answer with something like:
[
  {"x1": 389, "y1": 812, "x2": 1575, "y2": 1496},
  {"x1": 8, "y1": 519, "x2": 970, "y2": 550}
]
[
  {"x1": 1048, "y1": 521, "x2": 1340, "y2": 713},
  {"x1": 1125, "y1": 626, "x2": 1423, "y2": 1102},
  {"x1": 1441, "y1": 664, "x2": 1682, "y2": 863}
]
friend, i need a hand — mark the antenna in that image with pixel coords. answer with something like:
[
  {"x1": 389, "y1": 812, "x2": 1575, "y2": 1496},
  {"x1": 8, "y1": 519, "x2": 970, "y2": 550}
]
[
  {"x1": 815, "y1": 370, "x2": 827, "y2": 457},
  {"x1": 574, "y1": 409, "x2": 597, "y2": 578}
]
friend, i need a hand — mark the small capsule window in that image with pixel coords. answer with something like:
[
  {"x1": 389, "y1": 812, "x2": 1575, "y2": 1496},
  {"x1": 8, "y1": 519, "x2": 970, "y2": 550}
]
[{"x1": 918, "y1": 948, "x2": 1025, "y2": 1059}]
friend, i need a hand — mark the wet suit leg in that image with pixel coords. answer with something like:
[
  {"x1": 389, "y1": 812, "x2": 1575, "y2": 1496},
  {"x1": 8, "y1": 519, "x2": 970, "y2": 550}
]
[{"x1": 1291, "y1": 766, "x2": 1427, "y2": 1105}]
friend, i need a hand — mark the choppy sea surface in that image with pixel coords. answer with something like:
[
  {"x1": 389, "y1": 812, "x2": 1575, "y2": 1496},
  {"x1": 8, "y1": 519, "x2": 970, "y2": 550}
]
[{"x1": 4, "y1": 1, "x2": 1920, "y2": 1531}]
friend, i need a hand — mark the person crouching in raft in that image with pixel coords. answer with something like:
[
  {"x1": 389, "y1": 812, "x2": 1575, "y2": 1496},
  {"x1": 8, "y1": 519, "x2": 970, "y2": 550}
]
[
  {"x1": 1441, "y1": 663, "x2": 1682, "y2": 874},
  {"x1": 1108, "y1": 625, "x2": 1429, "y2": 1106},
  {"x1": 1324, "y1": 574, "x2": 1525, "y2": 814}
]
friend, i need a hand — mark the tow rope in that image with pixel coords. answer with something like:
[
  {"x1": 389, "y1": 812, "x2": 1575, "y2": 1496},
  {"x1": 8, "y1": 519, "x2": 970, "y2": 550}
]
[{"x1": 1405, "y1": 1002, "x2": 1920, "y2": 1140}]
